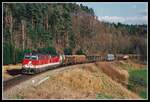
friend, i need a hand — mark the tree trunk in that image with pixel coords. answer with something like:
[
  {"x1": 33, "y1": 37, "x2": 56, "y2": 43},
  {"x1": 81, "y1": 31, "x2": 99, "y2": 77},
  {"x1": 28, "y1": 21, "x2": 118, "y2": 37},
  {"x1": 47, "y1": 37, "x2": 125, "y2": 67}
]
[
  {"x1": 8, "y1": 9, "x2": 15, "y2": 64},
  {"x1": 21, "y1": 19, "x2": 26, "y2": 51},
  {"x1": 45, "y1": 15, "x2": 48, "y2": 31},
  {"x1": 32, "y1": 17, "x2": 34, "y2": 29}
]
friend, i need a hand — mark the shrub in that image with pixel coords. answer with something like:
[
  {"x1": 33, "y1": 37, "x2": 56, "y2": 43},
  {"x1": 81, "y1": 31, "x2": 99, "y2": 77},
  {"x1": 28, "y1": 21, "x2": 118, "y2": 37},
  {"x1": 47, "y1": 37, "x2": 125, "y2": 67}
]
[
  {"x1": 64, "y1": 48, "x2": 72, "y2": 55},
  {"x1": 3, "y1": 42, "x2": 11, "y2": 65},
  {"x1": 75, "y1": 49, "x2": 85, "y2": 55},
  {"x1": 46, "y1": 47, "x2": 57, "y2": 55}
]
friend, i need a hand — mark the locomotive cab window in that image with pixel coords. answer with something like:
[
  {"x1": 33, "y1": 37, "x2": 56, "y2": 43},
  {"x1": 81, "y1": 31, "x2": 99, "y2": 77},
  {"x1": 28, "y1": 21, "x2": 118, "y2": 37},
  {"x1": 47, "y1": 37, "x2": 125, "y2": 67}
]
[
  {"x1": 30, "y1": 56, "x2": 38, "y2": 60},
  {"x1": 24, "y1": 55, "x2": 30, "y2": 59},
  {"x1": 24, "y1": 55, "x2": 38, "y2": 60}
]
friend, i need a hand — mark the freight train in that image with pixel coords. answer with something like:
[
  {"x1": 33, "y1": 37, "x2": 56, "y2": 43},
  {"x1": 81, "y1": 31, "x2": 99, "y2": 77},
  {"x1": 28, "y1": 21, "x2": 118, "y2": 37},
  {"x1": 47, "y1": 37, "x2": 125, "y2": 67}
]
[
  {"x1": 21, "y1": 53, "x2": 106, "y2": 74},
  {"x1": 22, "y1": 53, "x2": 138, "y2": 74}
]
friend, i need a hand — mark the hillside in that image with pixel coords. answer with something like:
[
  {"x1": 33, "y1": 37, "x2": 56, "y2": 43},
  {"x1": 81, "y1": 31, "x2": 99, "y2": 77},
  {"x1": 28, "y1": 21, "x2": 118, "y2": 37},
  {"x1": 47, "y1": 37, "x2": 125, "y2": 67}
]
[
  {"x1": 3, "y1": 3, "x2": 148, "y2": 100},
  {"x1": 4, "y1": 60, "x2": 147, "y2": 99},
  {"x1": 3, "y1": 3, "x2": 147, "y2": 65}
]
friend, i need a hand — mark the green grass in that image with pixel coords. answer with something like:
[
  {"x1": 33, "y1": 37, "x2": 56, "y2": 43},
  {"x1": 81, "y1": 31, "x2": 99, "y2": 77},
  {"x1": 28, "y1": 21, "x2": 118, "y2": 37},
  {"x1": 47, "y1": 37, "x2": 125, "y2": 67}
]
[
  {"x1": 96, "y1": 93, "x2": 113, "y2": 99},
  {"x1": 118, "y1": 61, "x2": 147, "y2": 99},
  {"x1": 14, "y1": 94, "x2": 24, "y2": 99},
  {"x1": 114, "y1": 61, "x2": 148, "y2": 99},
  {"x1": 128, "y1": 68, "x2": 147, "y2": 99},
  {"x1": 139, "y1": 89, "x2": 147, "y2": 99},
  {"x1": 128, "y1": 69, "x2": 147, "y2": 87}
]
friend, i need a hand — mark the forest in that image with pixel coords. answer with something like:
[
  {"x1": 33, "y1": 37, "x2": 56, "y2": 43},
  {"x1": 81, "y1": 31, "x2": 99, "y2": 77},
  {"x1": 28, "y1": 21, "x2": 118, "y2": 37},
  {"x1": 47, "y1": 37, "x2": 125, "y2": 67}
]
[{"x1": 3, "y1": 3, "x2": 147, "y2": 65}]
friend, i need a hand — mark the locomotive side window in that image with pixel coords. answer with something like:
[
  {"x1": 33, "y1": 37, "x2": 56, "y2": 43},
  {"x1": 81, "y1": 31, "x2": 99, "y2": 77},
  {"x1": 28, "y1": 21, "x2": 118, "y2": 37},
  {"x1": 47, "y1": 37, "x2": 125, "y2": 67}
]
[
  {"x1": 24, "y1": 55, "x2": 30, "y2": 59},
  {"x1": 24, "y1": 55, "x2": 38, "y2": 60},
  {"x1": 30, "y1": 56, "x2": 38, "y2": 60}
]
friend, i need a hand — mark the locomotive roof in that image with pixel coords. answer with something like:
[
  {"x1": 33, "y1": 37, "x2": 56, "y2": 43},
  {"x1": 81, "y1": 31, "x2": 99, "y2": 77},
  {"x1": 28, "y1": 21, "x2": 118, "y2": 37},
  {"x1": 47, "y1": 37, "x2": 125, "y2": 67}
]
[{"x1": 24, "y1": 53, "x2": 58, "y2": 56}]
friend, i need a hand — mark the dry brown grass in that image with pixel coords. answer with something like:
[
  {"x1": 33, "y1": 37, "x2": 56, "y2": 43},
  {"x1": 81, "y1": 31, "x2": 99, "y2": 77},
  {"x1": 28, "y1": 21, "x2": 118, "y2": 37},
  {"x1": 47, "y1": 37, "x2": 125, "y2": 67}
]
[
  {"x1": 3, "y1": 63, "x2": 22, "y2": 70},
  {"x1": 95, "y1": 62, "x2": 129, "y2": 85},
  {"x1": 95, "y1": 71, "x2": 139, "y2": 99},
  {"x1": 116, "y1": 60, "x2": 146, "y2": 70},
  {"x1": 15, "y1": 63, "x2": 140, "y2": 99},
  {"x1": 127, "y1": 59, "x2": 146, "y2": 68},
  {"x1": 21, "y1": 67, "x2": 102, "y2": 99}
]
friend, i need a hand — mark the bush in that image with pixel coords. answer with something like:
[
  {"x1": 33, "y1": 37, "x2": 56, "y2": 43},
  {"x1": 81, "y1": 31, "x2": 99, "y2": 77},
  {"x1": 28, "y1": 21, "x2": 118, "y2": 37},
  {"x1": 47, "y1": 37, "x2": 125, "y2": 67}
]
[
  {"x1": 128, "y1": 69, "x2": 147, "y2": 99},
  {"x1": 37, "y1": 47, "x2": 57, "y2": 55},
  {"x1": 3, "y1": 42, "x2": 11, "y2": 65},
  {"x1": 3, "y1": 46, "x2": 58, "y2": 65},
  {"x1": 64, "y1": 48, "x2": 72, "y2": 55},
  {"x1": 46, "y1": 47, "x2": 57, "y2": 55},
  {"x1": 128, "y1": 69, "x2": 147, "y2": 87},
  {"x1": 75, "y1": 49, "x2": 85, "y2": 55},
  {"x1": 16, "y1": 49, "x2": 24, "y2": 63},
  {"x1": 23, "y1": 49, "x2": 32, "y2": 54},
  {"x1": 139, "y1": 90, "x2": 147, "y2": 99},
  {"x1": 3, "y1": 42, "x2": 16, "y2": 65},
  {"x1": 3, "y1": 42, "x2": 25, "y2": 65}
]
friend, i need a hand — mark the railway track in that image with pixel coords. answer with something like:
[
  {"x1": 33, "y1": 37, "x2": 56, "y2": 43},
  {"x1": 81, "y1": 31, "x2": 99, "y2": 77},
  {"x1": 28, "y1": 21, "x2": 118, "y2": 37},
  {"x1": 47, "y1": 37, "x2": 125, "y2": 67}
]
[
  {"x1": 3, "y1": 65, "x2": 70, "y2": 91},
  {"x1": 3, "y1": 54, "x2": 140, "y2": 92},
  {"x1": 3, "y1": 74, "x2": 33, "y2": 91}
]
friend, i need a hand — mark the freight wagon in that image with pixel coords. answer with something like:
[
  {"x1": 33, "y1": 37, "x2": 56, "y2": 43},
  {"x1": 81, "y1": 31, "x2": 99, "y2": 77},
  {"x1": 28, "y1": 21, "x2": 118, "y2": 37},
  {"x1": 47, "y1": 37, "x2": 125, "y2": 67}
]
[
  {"x1": 62, "y1": 55, "x2": 86, "y2": 65},
  {"x1": 22, "y1": 53, "x2": 116, "y2": 74}
]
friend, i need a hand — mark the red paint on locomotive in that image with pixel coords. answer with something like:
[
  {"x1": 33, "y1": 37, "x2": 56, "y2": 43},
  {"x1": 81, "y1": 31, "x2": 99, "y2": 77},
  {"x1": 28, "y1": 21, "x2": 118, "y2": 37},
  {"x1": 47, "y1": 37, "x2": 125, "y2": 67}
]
[{"x1": 22, "y1": 54, "x2": 62, "y2": 74}]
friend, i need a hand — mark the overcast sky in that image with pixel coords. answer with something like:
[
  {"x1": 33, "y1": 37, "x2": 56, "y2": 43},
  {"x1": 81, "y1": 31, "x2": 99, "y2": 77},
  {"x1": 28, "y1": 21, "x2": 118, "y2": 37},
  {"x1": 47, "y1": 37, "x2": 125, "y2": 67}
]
[{"x1": 76, "y1": 2, "x2": 148, "y2": 25}]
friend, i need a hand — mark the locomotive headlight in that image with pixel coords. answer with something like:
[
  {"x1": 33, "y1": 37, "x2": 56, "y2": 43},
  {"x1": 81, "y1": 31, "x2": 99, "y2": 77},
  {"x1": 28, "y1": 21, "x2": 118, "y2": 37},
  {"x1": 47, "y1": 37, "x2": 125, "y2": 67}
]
[
  {"x1": 23, "y1": 64, "x2": 29, "y2": 68},
  {"x1": 23, "y1": 61, "x2": 33, "y2": 68},
  {"x1": 28, "y1": 61, "x2": 34, "y2": 68}
]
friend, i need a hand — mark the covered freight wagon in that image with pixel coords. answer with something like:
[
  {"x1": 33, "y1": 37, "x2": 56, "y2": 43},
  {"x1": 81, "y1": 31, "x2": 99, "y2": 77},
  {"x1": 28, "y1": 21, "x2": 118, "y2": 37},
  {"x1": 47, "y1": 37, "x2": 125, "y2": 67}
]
[{"x1": 63, "y1": 55, "x2": 86, "y2": 65}]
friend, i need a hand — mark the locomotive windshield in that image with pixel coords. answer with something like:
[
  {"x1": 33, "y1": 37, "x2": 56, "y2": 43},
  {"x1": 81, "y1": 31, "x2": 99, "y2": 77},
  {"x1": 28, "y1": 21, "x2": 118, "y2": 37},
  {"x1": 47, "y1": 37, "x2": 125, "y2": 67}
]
[
  {"x1": 24, "y1": 55, "x2": 38, "y2": 60},
  {"x1": 30, "y1": 56, "x2": 38, "y2": 60},
  {"x1": 24, "y1": 55, "x2": 30, "y2": 59}
]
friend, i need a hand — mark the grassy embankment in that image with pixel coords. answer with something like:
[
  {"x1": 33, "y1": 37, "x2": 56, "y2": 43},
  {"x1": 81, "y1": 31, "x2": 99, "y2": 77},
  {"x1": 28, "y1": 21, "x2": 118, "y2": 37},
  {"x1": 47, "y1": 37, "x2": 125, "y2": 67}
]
[{"x1": 118, "y1": 60, "x2": 147, "y2": 99}]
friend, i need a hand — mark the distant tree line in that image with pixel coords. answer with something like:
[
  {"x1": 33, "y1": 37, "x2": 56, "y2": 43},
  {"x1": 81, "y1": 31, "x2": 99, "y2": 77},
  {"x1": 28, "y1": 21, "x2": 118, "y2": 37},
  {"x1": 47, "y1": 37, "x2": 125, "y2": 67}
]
[{"x1": 3, "y1": 3, "x2": 147, "y2": 65}]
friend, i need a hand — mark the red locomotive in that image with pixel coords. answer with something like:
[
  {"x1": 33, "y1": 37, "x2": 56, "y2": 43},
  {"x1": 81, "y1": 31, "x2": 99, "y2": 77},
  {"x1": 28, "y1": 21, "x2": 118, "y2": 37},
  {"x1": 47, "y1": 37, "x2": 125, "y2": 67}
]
[{"x1": 22, "y1": 53, "x2": 65, "y2": 74}]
